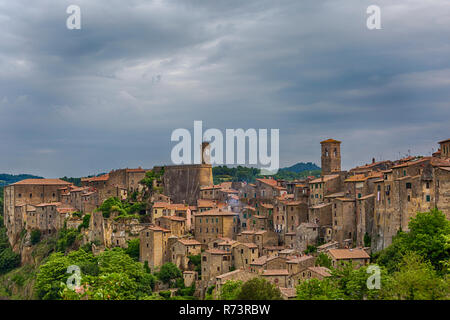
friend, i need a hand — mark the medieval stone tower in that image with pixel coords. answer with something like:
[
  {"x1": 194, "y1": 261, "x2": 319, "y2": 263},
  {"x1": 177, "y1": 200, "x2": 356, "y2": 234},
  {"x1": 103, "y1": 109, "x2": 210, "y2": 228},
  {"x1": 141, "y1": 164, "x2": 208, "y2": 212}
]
[
  {"x1": 158, "y1": 142, "x2": 213, "y2": 205},
  {"x1": 320, "y1": 139, "x2": 341, "y2": 175}
]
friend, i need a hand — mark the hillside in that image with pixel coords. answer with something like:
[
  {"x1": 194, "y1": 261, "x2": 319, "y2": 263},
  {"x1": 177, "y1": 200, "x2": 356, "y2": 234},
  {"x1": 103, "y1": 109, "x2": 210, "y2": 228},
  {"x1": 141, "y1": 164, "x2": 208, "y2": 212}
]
[
  {"x1": 0, "y1": 174, "x2": 44, "y2": 187},
  {"x1": 279, "y1": 162, "x2": 321, "y2": 173}
]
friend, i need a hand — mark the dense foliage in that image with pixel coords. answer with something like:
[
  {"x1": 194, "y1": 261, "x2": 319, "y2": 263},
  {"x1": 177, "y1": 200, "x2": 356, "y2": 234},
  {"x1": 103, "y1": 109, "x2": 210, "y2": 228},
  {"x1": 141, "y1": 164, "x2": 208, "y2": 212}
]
[
  {"x1": 212, "y1": 164, "x2": 321, "y2": 184},
  {"x1": 95, "y1": 197, "x2": 145, "y2": 219},
  {"x1": 296, "y1": 209, "x2": 450, "y2": 300},
  {"x1": 37, "y1": 248, "x2": 156, "y2": 300}
]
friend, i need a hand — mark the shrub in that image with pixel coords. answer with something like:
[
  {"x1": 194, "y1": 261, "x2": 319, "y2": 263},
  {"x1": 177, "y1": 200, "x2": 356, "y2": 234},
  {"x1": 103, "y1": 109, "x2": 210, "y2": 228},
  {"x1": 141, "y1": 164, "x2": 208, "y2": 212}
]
[{"x1": 30, "y1": 229, "x2": 41, "y2": 245}]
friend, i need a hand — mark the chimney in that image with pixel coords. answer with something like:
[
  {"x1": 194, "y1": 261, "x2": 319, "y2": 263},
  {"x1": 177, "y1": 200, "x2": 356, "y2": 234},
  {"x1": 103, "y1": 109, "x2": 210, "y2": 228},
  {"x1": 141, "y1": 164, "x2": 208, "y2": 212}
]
[{"x1": 372, "y1": 158, "x2": 375, "y2": 164}]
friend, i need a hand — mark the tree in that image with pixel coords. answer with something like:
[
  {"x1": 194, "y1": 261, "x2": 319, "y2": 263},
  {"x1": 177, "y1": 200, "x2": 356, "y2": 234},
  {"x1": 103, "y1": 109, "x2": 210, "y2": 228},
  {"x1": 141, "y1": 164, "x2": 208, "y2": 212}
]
[
  {"x1": 0, "y1": 247, "x2": 20, "y2": 274},
  {"x1": 364, "y1": 232, "x2": 371, "y2": 247},
  {"x1": 219, "y1": 280, "x2": 242, "y2": 300},
  {"x1": 237, "y1": 278, "x2": 282, "y2": 300},
  {"x1": 315, "y1": 253, "x2": 332, "y2": 269},
  {"x1": 30, "y1": 229, "x2": 41, "y2": 245},
  {"x1": 157, "y1": 262, "x2": 182, "y2": 284},
  {"x1": 296, "y1": 278, "x2": 344, "y2": 300},
  {"x1": 125, "y1": 238, "x2": 140, "y2": 261},
  {"x1": 375, "y1": 209, "x2": 450, "y2": 273},
  {"x1": 381, "y1": 252, "x2": 449, "y2": 300}
]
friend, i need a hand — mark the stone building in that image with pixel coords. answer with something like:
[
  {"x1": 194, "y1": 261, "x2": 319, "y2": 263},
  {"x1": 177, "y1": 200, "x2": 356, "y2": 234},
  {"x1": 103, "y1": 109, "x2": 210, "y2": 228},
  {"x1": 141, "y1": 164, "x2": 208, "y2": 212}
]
[
  {"x1": 233, "y1": 242, "x2": 259, "y2": 270},
  {"x1": 194, "y1": 208, "x2": 239, "y2": 246},
  {"x1": 139, "y1": 225, "x2": 171, "y2": 270},
  {"x1": 3, "y1": 178, "x2": 72, "y2": 246},
  {"x1": 201, "y1": 249, "x2": 233, "y2": 281},
  {"x1": 327, "y1": 248, "x2": 370, "y2": 268},
  {"x1": 320, "y1": 138, "x2": 342, "y2": 175},
  {"x1": 171, "y1": 238, "x2": 202, "y2": 270}
]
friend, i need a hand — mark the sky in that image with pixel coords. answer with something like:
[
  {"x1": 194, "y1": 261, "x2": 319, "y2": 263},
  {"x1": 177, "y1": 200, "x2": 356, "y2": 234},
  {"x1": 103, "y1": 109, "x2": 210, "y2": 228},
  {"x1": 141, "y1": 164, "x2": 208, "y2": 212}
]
[{"x1": 0, "y1": 0, "x2": 449, "y2": 178}]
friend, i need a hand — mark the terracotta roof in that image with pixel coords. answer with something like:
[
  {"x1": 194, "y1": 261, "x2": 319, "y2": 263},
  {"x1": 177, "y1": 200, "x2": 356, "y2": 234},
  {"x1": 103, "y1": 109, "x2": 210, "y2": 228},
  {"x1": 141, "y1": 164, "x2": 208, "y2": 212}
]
[
  {"x1": 345, "y1": 174, "x2": 368, "y2": 182},
  {"x1": 430, "y1": 157, "x2": 450, "y2": 167},
  {"x1": 200, "y1": 185, "x2": 222, "y2": 190},
  {"x1": 324, "y1": 192, "x2": 345, "y2": 198},
  {"x1": 438, "y1": 166, "x2": 450, "y2": 172},
  {"x1": 309, "y1": 174, "x2": 340, "y2": 184},
  {"x1": 251, "y1": 256, "x2": 268, "y2": 265},
  {"x1": 35, "y1": 202, "x2": 62, "y2": 207},
  {"x1": 57, "y1": 207, "x2": 77, "y2": 214},
  {"x1": 153, "y1": 202, "x2": 189, "y2": 210},
  {"x1": 197, "y1": 199, "x2": 217, "y2": 208},
  {"x1": 239, "y1": 242, "x2": 258, "y2": 249},
  {"x1": 328, "y1": 248, "x2": 370, "y2": 260},
  {"x1": 144, "y1": 225, "x2": 171, "y2": 232},
  {"x1": 308, "y1": 266, "x2": 331, "y2": 277},
  {"x1": 358, "y1": 194, "x2": 375, "y2": 200},
  {"x1": 262, "y1": 269, "x2": 289, "y2": 276},
  {"x1": 335, "y1": 197, "x2": 355, "y2": 202},
  {"x1": 159, "y1": 215, "x2": 186, "y2": 222},
  {"x1": 254, "y1": 230, "x2": 268, "y2": 235},
  {"x1": 392, "y1": 157, "x2": 431, "y2": 169},
  {"x1": 244, "y1": 206, "x2": 256, "y2": 211},
  {"x1": 195, "y1": 208, "x2": 238, "y2": 216},
  {"x1": 12, "y1": 179, "x2": 72, "y2": 186},
  {"x1": 81, "y1": 174, "x2": 109, "y2": 182},
  {"x1": 438, "y1": 138, "x2": 450, "y2": 144},
  {"x1": 287, "y1": 255, "x2": 314, "y2": 264},
  {"x1": 320, "y1": 139, "x2": 341, "y2": 144},
  {"x1": 260, "y1": 203, "x2": 274, "y2": 209},
  {"x1": 205, "y1": 249, "x2": 230, "y2": 255},
  {"x1": 310, "y1": 203, "x2": 332, "y2": 209},
  {"x1": 178, "y1": 239, "x2": 201, "y2": 246},
  {"x1": 256, "y1": 178, "x2": 278, "y2": 187}
]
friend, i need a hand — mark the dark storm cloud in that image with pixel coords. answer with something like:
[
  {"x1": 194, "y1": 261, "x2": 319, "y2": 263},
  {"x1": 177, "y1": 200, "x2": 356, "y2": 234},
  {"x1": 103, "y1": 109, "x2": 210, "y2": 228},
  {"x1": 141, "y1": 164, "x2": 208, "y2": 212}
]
[{"x1": 0, "y1": 0, "x2": 449, "y2": 177}]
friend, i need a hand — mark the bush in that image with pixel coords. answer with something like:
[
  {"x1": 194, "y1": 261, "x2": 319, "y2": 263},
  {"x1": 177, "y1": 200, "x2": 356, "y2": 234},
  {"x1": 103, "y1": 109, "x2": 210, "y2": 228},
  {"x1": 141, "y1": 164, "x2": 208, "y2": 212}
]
[
  {"x1": 30, "y1": 229, "x2": 41, "y2": 245},
  {"x1": 125, "y1": 238, "x2": 140, "y2": 261},
  {"x1": 159, "y1": 290, "x2": 171, "y2": 299},
  {"x1": 157, "y1": 262, "x2": 182, "y2": 284},
  {"x1": 237, "y1": 278, "x2": 282, "y2": 300},
  {"x1": 0, "y1": 247, "x2": 21, "y2": 274}
]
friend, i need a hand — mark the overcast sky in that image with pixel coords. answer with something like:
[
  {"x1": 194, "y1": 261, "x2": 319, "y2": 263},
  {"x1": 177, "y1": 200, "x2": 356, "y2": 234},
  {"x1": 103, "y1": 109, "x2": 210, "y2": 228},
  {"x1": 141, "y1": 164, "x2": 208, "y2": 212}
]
[{"x1": 0, "y1": 0, "x2": 449, "y2": 178}]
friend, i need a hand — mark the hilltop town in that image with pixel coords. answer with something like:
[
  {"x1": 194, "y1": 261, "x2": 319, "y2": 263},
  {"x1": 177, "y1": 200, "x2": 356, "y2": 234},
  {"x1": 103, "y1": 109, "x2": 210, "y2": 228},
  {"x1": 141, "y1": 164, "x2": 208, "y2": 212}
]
[{"x1": 2, "y1": 138, "x2": 450, "y2": 299}]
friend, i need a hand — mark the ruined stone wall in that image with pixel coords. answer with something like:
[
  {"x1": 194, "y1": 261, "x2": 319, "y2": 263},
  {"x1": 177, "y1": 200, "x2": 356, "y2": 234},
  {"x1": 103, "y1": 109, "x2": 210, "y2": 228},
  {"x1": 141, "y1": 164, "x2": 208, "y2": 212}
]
[{"x1": 161, "y1": 164, "x2": 213, "y2": 205}]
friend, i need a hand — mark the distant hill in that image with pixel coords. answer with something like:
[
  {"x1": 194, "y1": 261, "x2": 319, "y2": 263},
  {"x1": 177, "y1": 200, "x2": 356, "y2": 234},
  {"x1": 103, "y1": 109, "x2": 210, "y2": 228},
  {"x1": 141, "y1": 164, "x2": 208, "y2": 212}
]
[
  {"x1": 279, "y1": 162, "x2": 321, "y2": 173},
  {"x1": 0, "y1": 174, "x2": 44, "y2": 187}
]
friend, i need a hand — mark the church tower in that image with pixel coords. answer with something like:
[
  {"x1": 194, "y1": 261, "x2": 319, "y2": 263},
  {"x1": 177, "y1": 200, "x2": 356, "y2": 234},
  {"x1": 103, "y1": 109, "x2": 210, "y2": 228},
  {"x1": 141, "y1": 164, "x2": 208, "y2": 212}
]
[{"x1": 320, "y1": 139, "x2": 341, "y2": 175}]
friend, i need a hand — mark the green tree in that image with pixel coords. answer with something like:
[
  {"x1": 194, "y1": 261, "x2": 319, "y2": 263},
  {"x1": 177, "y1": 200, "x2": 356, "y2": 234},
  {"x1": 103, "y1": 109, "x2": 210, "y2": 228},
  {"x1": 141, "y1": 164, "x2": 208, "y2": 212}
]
[
  {"x1": 315, "y1": 253, "x2": 332, "y2": 269},
  {"x1": 30, "y1": 229, "x2": 41, "y2": 245},
  {"x1": 219, "y1": 280, "x2": 242, "y2": 300},
  {"x1": 157, "y1": 262, "x2": 182, "y2": 284},
  {"x1": 375, "y1": 209, "x2": 450, "y2": 273},
  {"x1": 0, "y1": 247, "x2": 20, "y2": 274},
  {"x1": 125, "y1": 238, "x2": 140, "y2": 261},
  {"x1": 237, "y1": 278, "x2": 282, "y2": 300},
  {"x1": 381, "y1": 252, "x2": 449, "y2": 300},
  {"x1": 296, "y1": 278, "x2": 344, "y2": 300}
]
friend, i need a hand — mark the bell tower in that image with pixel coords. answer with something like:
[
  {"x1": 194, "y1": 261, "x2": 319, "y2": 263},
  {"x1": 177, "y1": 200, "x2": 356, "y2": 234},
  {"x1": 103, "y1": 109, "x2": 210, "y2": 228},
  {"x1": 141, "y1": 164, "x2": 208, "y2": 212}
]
[{"x1": 320, "y1": 139, "x2": 341, "y2": 175}]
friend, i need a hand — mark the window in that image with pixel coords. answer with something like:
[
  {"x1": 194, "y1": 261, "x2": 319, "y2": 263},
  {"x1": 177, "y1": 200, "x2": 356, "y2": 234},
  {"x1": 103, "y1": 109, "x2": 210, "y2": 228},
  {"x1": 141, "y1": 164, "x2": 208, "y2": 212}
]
[
  {"x1": 406, "y1": 183, "x2": 412, "y2": 189},
  {"x1": 407, "y1": 195, "x2": 411, "y2": 202},
  {"x1": 426, "y1": 182, "x2": 430, "y2": 189},
  {"x1": 426, "y1": 195, "x2": 431, "y2": 202}
]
